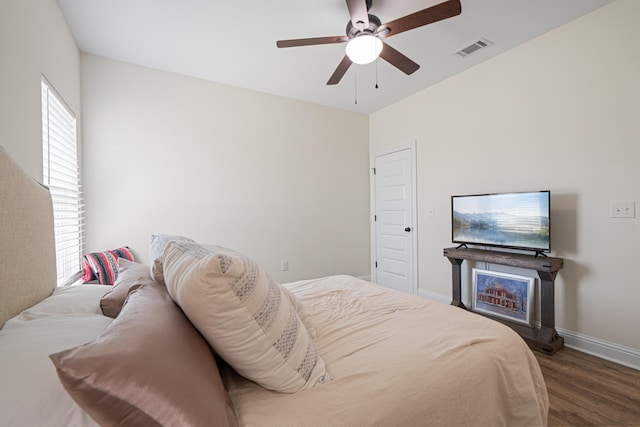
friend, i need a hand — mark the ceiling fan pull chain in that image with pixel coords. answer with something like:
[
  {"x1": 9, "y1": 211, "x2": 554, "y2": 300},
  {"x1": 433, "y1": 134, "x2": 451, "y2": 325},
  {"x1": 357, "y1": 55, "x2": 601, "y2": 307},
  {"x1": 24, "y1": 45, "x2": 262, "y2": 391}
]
[
  {"x1": 354, "y1": 71, "x2": 358, "y2": 104},
  {"x1": 375, "y1": 58, "x2": 379, "y2": 89}
]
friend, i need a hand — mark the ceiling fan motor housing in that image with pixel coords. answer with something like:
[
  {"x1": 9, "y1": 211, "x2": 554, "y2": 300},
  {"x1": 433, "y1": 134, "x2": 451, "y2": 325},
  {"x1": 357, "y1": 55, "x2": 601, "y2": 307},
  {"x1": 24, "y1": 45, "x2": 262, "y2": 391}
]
[{"x1": 347, "y1": 14, "x2": 381, "y2": 38}]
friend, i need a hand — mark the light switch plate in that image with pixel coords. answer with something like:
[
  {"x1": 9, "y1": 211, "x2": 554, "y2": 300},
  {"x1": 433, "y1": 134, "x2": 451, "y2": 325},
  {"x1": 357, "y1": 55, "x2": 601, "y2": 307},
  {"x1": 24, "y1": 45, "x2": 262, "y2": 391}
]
[{"x1": 610, "y1": 201, "x2": 635, "y2": 218}]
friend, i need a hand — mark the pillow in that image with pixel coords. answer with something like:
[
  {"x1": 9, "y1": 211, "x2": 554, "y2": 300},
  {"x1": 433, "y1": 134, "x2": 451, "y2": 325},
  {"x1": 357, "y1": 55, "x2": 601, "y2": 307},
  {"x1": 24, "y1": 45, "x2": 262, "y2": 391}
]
[
  {"x1": 149, "y1": 234, "x2": 195, "y2": 284},
  {"x1": 163, "y1": 241, "x2": 331, "y2": 393},
  {"x1": 3, "y1": 285, "x2": 110, "y2": 327},
  {"x1": 99, "y1": 258, "x2": 152, "y2": 318},
  {"x1": 82, "y1": 246, "x2": 134, "y2": 284},
  {"x1": 150, "y1": 236, "x2": 317, "y2": 336},
  {"x1": 0, "y1": 314, "x2": 111, "y2": 427},
  {"x1": 50, "y1": 281, "x2": 238, "y2": 427}
]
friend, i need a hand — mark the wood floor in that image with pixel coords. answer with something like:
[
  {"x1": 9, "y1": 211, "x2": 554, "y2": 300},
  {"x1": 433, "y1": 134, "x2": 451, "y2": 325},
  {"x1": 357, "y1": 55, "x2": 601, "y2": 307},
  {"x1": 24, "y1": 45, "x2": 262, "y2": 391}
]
[{"x1": 535, "y1": 347, "x2": 640, "y2": 426}]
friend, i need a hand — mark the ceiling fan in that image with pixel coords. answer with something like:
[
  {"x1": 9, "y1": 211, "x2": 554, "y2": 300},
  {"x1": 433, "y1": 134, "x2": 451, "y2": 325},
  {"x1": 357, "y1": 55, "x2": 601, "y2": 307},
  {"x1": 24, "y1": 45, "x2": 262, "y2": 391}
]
[{"x1": 276, "y1": 0, "x2": 462, "y2": 85}]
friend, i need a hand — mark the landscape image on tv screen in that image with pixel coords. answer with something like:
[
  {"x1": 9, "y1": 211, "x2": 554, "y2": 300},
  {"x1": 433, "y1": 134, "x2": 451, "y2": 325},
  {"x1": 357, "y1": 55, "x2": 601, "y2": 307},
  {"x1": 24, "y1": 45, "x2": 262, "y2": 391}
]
[{"x1": 452, "y1": 191, "x2": 550, "y2": 252}]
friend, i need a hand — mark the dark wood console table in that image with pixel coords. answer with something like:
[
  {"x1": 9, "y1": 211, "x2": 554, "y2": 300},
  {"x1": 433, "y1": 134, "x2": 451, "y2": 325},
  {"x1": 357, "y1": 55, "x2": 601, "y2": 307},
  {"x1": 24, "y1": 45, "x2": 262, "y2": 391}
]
[{"x1": 443, "y1": 247, "x2": 564, "y2": 354}]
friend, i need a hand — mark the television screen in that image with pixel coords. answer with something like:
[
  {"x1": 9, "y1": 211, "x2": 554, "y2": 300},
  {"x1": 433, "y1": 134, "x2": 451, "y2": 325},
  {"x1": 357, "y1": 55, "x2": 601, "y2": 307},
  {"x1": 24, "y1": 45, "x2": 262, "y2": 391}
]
[{"x1": 451, "y1": 191, "x2": 550, "y2": 252}]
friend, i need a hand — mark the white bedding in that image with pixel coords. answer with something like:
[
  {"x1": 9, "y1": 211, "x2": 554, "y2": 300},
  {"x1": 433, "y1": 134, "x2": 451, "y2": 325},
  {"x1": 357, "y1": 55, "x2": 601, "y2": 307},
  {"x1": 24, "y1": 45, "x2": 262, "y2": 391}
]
[
  {"x1": 0, "y1": 285, "x2": 111, "y2": 427},
  {"x1": 0, "y1": 314, "x2": 110, "y2": 427},
  {"x1": 0, "y1": 277, "x2": 548, "y2": 426},
  {"x1": 225, "y1": 275, "x2": 549, "y2": 426}
]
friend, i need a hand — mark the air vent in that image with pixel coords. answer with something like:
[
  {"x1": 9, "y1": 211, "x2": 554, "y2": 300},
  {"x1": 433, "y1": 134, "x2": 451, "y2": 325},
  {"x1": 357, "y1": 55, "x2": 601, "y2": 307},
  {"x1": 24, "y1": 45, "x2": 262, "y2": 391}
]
[{"x1": 454, "y1": 38, "x2": 493, "y2": 58}]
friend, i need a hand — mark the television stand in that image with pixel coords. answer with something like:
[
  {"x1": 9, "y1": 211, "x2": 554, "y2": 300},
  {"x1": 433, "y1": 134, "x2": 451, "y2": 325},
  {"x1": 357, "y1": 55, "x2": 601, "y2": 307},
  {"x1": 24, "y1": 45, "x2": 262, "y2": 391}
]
[{"x1": 443, "y1": 247, "x2": 564, "y2": 354}]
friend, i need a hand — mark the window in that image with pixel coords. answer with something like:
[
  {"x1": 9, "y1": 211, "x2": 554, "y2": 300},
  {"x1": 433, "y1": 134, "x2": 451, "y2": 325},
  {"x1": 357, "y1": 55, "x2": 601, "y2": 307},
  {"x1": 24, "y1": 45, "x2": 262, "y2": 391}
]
[{"x1": 41, "y1": 78, "x2": 83, "y2": 285}]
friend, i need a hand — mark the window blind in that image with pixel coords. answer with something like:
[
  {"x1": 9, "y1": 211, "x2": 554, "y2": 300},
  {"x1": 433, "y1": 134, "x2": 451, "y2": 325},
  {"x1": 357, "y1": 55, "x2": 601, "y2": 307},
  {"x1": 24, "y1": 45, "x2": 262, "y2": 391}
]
[{"x1": 41, "y1": 78, "x2": 84, "y2": 286}]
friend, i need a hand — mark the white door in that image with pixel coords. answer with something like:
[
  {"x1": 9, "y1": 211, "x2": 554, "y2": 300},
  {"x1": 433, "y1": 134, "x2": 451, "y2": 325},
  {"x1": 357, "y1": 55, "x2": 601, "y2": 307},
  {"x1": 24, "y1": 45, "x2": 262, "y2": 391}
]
[{"x1": 373, "y1": 147, "x2": 416, "y2": 294}]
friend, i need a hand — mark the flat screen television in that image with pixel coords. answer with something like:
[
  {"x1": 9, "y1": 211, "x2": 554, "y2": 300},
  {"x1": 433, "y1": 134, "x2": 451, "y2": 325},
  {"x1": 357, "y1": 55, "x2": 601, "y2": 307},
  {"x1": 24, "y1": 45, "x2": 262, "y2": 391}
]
[{"x1": 451, "y1": 190, "x2": 550, "y2": 253}]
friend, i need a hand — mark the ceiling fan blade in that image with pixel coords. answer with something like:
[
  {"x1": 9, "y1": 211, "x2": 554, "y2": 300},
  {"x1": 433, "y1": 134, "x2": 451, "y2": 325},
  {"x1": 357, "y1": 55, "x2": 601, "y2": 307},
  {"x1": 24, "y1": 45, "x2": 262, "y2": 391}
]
[
  {"x1": 380, "y1": 0, "x2": 461, "y2": 38},
  {"x1": 346, "y1": 0, "x2": 369, "y2": 30},
  {"x1": 277, "y1": 36, "x2": 348, "y2": 48},
  {"x1": 327, "y1": 55, "x2": 353, "y2": 85},
  {"x1": 379, "y1": 42, "x2": 420, "y2": 75}
]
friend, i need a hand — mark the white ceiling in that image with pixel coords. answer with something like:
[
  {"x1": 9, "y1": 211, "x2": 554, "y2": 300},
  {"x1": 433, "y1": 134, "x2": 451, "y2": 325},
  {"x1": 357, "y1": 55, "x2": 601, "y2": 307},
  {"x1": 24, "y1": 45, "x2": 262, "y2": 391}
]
[{"x1": 57, "y1": 0, "x2": 614, "y2": 115}]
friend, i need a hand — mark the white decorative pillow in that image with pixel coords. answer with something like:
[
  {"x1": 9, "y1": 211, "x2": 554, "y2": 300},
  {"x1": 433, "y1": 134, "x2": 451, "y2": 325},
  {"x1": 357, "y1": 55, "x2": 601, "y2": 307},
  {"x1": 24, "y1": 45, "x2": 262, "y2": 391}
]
[
  {"x1": 3, "y1": 285, "x2": 110, "y2": 327},
  {"x1": 148, "y1": 234, "x2": 195, "y2": 284},
  {"x1": 162, "y1": 241, "x2": 331, "y2": 393}
]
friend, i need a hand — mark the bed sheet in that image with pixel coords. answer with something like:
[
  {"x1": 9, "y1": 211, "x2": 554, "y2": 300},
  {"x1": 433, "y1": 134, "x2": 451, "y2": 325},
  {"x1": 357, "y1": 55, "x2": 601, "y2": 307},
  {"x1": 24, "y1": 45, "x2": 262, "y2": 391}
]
[{"x1": 0, "y1": 285, "x2": 110, "y2": 427}]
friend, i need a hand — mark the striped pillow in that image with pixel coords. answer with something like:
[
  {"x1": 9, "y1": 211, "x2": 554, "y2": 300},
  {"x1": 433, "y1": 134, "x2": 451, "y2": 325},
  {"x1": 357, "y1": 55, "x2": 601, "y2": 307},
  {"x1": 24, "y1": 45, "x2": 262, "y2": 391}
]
[
  {"x1": 82, "y1": 247, "x2": 134, "y2": 285},
  {"x1": 163, "y1": 241, "x2": 331, "y2": 393}
]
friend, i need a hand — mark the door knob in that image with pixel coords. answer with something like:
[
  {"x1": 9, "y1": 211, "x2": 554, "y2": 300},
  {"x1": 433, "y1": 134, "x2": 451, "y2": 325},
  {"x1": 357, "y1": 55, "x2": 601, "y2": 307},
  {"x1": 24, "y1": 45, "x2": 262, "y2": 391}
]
[{"x1": 404, "y1": 227, "x2": 411, "y2": 232}]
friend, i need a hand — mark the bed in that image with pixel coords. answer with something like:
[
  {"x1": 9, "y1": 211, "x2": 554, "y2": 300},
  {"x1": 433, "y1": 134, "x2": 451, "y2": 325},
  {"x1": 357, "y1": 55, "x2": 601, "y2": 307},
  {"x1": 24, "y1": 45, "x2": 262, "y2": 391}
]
[{"x1": 0, "y1": 145, "x2": 548, "y2": 426}]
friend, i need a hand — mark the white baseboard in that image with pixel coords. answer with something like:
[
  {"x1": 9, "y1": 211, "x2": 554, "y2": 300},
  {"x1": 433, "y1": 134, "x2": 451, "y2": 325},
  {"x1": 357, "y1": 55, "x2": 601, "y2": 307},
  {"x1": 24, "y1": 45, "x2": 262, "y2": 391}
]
[
  {"x1": 417, "y1": 289, "x2": 640, "y2": 371},
  {"x1": 558, "y1": 327, "x2": 640, "y2": 371}
]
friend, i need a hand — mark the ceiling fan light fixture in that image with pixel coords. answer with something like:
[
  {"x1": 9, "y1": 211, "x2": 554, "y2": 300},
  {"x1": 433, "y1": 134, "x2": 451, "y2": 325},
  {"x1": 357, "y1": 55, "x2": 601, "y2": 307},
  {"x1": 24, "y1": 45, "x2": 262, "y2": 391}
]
[{"x1": 345, "y1": 34, "x2": 382, "y2": 65}]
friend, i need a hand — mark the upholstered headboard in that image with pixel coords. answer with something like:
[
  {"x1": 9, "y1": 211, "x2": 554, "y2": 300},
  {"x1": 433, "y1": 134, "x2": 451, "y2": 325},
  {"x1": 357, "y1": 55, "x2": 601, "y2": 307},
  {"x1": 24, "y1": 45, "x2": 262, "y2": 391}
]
[{"x1": 0, "y1": 146, "x2": 57, "y2": 327}]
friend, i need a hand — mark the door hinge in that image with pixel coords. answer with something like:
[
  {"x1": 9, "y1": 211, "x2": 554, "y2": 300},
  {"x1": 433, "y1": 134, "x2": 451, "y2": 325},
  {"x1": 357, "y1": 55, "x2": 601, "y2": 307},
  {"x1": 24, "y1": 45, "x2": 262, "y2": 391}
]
[
  {"x1": 375, "y1": 261, "x2": 378, "y2": 268},
  {"x1": 372, "y1": 167, "x2": 376, "y2": 175},
  {"x1": 374, "y1": 214, "x2": 377, "y2": 221}
]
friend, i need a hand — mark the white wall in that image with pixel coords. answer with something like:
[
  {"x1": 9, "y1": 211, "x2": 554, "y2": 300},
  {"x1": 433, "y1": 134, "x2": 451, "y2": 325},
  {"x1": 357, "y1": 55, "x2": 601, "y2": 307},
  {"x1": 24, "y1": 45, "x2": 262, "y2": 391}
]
[
  {"x1": 0, "y1": 0, "x2": 80, "y2": 179},
  {"x1": 370, "y1": 0, "x2": 639, "y2": 354},
  {"x1": 81, "y1": 54, "x2": 370, "y2": 283}
]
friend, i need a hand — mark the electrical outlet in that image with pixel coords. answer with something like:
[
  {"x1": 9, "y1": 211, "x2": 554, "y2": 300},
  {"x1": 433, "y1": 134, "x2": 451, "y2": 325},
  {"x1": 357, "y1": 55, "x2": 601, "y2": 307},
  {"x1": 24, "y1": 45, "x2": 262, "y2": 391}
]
[
  {"x1": 610, "y1": 201, "x2": 635, "y2": 218},
  {"x1": 281, "y1": 260, "x2": 289, "y2": 271}
]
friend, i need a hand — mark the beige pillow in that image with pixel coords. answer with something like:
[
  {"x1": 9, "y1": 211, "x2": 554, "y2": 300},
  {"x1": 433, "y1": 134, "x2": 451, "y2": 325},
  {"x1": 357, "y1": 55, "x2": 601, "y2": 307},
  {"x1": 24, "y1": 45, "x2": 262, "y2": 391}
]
[
  {"x1": 50, "y1": 281, "x2": 238, "y2": 427},
  {"x1": 163, "y1": 241, "x2": 331, "y2": 393},
  {"x1": 99, "y1": 258, "x2": 151, "y2": 318}
]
